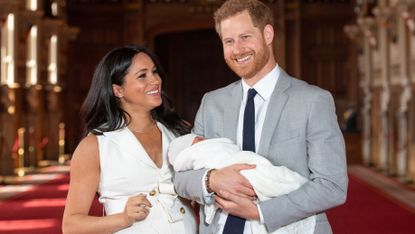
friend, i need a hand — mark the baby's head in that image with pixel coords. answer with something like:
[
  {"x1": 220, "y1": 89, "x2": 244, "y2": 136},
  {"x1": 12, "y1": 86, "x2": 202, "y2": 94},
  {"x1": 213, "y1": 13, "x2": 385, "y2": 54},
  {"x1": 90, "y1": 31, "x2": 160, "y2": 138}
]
[
  {"x1": 192, "y1": 136, "x2": 204, "y2": 145},
  {"x1": 168, "y1": 133, "x2": 204, "y2": 164}
]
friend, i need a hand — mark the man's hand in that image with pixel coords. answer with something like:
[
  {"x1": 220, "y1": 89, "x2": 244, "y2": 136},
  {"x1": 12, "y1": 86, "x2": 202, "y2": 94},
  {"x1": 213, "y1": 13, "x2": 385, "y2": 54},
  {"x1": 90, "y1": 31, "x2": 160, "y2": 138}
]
[
  {"x1": 209, "y1": 164, "x2": 256, "y2": 199},
  {"x1": 215, "y1": 191, "x2": 260, "y2": 220}
]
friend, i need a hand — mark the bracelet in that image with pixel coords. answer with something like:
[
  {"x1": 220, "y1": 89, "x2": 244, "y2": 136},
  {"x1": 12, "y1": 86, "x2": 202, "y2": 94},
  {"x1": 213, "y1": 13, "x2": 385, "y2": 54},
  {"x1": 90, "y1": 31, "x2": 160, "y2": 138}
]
[{"x1": 205, "y1": 169, "x2": 216, "y2": 194}]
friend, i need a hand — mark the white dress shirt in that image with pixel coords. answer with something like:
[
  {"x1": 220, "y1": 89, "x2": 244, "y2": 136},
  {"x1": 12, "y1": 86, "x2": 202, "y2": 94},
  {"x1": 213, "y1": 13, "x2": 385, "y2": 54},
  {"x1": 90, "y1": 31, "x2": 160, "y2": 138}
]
[{"x1": 202, "y1": 64, "x2": 280, "y2": 233}]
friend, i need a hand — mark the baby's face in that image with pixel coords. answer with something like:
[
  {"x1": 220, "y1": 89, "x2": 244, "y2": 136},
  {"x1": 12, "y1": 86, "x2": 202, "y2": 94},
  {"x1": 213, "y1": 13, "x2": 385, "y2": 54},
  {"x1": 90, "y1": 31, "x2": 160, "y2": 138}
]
[{"x1": 192, "y1": 136, "x2": 205, "y2": 145}]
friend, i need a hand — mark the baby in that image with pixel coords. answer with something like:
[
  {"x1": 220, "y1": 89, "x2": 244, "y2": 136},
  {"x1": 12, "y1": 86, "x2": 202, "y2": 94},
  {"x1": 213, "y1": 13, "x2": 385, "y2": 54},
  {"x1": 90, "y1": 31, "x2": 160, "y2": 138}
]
[{"x1": 168, "y1": 133, "x2": 316, "y2": 234}]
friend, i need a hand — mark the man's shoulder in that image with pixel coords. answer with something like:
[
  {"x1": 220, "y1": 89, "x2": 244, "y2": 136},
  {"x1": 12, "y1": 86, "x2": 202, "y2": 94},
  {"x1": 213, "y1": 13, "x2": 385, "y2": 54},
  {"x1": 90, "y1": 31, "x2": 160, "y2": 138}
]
[
  {"x1": 204, "y1": 80, "x2": 240, "y2": 99},
  {"x1": 285, "y1": 74, "x2": 332, "y2": 99}
]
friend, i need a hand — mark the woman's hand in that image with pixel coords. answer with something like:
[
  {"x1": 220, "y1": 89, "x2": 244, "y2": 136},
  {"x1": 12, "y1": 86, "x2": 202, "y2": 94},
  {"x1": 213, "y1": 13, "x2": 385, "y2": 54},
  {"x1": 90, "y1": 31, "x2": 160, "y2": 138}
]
[{"x1": 122, "y1": 194, "x2": 152, "y2": 227}]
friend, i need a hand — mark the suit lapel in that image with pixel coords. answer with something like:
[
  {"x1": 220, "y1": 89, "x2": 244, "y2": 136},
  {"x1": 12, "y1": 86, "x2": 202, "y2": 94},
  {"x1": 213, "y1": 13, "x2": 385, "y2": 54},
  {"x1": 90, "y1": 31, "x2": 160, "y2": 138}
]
[
  {"x1": 258, "y1": 70, "x2": 291, "y2": 156},
  {"x1": 223, "y1": 82, "x2": 242, "y2": 142}
]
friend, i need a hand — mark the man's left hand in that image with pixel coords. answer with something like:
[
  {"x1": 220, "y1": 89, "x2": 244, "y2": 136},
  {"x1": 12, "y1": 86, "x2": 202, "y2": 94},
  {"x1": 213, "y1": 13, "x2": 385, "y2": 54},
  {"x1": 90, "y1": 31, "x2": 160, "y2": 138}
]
[{"x1": 215, "y1": 191, "x2": 260, "y2": 220}]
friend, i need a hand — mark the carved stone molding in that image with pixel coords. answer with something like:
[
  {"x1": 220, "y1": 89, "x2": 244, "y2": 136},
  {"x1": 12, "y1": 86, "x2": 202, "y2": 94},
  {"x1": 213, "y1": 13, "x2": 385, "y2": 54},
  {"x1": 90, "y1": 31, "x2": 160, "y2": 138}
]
[
  {"x1": 358, "y1": 17, "x2": 377, "y2": 48},
  {"x1": 344, "y1": 24, "x2": 361, "y2": 42}
]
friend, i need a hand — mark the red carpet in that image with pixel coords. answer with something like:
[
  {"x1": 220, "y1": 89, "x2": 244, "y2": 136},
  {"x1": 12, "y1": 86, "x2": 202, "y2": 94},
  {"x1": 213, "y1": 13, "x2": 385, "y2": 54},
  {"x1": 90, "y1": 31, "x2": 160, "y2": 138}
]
[
  {"x1": 327, "y1": 174, "x2": 415, "y2": 234},
  {"x1": 0, "y1": 174, "x2": 102, "y2": 234},
  {"x1": 0, "y1": 172, "x2": 414, "y2": 233}
]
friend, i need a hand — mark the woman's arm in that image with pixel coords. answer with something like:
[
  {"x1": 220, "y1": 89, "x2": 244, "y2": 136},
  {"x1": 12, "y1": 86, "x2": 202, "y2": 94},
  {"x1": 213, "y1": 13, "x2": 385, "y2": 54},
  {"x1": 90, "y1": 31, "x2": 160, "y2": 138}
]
[{"x1": 62, "y1": 135, "x2": 150, "y2": 234}]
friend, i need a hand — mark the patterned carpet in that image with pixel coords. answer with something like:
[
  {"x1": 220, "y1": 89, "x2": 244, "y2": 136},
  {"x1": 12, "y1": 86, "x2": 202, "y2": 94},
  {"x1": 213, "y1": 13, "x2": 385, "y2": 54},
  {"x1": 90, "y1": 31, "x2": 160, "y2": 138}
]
[{"x1": 0, "y1": 165, "x2": 414, "y2": 233}]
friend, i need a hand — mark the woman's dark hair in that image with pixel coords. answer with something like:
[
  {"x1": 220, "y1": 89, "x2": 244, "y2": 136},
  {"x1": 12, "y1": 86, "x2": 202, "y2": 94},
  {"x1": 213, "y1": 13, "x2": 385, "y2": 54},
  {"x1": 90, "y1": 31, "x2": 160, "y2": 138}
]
[{"x1": 81, "y1": 45, "x2": 191, "y2": 136}]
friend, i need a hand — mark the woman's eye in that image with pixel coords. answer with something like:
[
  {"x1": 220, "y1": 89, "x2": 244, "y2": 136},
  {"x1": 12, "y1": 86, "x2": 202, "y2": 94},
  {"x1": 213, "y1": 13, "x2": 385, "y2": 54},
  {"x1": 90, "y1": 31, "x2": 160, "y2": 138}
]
[{"x1": 138, "y1": 74, "x2": 146, "y2": 79}]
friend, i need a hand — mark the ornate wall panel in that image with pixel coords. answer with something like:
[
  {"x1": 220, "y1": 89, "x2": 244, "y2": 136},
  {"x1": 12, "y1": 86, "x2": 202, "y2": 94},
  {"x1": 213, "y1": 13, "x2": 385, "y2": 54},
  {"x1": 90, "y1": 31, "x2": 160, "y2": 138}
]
[
  {"x1": 347, "y1": 0, "x2": 415, "y2": 183},
  {"x1": 0, "y1": 0, "x2": 77, "y2": 176}
]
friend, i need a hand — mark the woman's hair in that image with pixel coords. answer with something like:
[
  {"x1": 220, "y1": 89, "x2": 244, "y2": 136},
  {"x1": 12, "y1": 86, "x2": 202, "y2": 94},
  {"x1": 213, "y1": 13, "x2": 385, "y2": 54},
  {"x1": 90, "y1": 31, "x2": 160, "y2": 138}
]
[
  {"x1": 213, "y1": 0, "x2": 274, "y2": 36},
  {"x1": 81, "y1": 45, "x2": 191, "y2": 136}
]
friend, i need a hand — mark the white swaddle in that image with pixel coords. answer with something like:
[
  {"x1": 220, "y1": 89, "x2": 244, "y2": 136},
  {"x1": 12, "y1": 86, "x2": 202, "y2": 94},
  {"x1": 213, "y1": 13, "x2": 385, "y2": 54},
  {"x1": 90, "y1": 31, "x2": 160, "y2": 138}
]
[{"x1": 168, "y1": 134, "x2": 316, "y2": 234}]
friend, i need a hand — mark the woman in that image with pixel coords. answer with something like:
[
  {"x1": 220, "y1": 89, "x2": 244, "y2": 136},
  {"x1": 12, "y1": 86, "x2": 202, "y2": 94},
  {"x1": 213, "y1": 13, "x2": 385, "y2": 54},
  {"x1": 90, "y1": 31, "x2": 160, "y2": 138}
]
[{"x1": 62, "y1": 45, "x2": 197, "y2": 234}]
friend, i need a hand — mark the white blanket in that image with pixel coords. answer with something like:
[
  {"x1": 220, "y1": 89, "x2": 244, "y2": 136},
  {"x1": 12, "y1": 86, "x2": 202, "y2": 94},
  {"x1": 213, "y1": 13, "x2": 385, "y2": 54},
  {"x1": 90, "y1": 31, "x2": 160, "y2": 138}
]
[{"x1": 168, "y1": 135, "x2": 316, "y2": 234}]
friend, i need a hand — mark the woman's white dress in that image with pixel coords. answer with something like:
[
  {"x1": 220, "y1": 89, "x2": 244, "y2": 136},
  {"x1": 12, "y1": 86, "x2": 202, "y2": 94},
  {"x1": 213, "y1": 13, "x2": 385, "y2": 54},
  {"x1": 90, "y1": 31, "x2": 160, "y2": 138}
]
[{"x1": 96, "y1": 122, "x2": 197, "y2": 234}]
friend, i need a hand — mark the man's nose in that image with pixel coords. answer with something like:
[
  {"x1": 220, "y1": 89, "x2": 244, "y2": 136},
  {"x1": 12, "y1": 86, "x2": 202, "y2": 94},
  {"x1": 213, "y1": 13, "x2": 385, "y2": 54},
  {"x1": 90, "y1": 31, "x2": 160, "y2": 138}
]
[{"x1": 233, "y1": 40, "x2": 244, "y2": 54}]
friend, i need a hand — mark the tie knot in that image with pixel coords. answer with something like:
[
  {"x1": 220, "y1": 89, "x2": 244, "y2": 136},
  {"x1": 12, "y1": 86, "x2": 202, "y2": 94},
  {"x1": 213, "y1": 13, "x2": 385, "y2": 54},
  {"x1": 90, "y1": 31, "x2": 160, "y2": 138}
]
[{"x1": 247, "y1": 88, "x2": 257, "y2": 100}]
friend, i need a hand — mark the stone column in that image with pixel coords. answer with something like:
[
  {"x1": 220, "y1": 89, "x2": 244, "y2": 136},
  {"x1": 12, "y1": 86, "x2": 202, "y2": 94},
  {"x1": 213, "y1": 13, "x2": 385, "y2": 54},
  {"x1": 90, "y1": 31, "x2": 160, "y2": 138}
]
[
  {"x1": 402, "y1": 0, "x2": 415, "y2": 182},
  {"x1": 373, "y1": 2, "x2": 392, "y2": 172},
  {"x1": 395, "y1": 2, "x2": 413, "y2": 178},
  {"x1": 358, "y1": 17, "x2": 376, "y2": 166}
]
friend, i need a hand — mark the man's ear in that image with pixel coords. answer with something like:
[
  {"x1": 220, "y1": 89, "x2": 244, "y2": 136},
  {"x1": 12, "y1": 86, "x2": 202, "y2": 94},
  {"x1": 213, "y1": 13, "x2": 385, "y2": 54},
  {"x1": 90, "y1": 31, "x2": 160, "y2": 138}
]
[
  {"x1": 263, "y1": 24, "x2": 274, "y2": 45},
  {"x1": 112, "y1": 84, "x2": 124, "y2": 98}
]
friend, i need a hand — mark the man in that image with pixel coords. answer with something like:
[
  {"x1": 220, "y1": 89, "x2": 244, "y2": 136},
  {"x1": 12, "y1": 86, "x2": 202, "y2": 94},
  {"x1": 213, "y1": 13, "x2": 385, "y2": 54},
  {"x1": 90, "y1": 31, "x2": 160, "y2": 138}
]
[{"x1": 174, "y1": 0, "x2": 348, "y2": 233}]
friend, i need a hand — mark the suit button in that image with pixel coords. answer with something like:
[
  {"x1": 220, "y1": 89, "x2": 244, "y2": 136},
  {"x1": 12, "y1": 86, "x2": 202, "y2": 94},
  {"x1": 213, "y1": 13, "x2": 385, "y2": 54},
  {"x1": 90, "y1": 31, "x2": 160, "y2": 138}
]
[
  {"x1": 149, "y1": 190, "x2": 156, "y2": 196},
  {"x1": 180, "y1": 207, "x2": 185, "y2": 214}
]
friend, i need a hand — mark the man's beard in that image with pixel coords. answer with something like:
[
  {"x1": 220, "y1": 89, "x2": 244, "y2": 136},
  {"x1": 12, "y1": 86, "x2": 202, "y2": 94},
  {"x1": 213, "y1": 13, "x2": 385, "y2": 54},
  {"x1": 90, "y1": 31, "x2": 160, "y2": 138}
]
[{"x1": 225, "y1": 44, "x2": 270, "y2": 79}]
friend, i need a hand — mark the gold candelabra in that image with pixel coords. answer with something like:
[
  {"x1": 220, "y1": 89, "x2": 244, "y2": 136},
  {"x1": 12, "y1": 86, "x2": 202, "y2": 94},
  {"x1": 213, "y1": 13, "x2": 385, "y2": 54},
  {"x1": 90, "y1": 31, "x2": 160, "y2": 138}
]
[
  {"x1": 15, "y1": 128, "x2": 25, "y2": 177},
  {"x1": 58, "y1": 122, "x2": 67, "y2": 164}
]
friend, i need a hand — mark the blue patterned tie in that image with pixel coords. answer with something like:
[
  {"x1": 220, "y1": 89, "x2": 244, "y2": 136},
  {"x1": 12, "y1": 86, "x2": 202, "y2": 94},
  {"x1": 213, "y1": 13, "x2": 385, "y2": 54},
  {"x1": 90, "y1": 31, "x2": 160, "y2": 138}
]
[{"x1": 223, "y1": 88, "x2": 257, "y2": 234}]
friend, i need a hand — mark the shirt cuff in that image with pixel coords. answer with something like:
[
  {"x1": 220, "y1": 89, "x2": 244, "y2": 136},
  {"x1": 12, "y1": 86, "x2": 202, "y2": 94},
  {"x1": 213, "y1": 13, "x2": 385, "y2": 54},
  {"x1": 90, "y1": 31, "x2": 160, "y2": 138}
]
[
  {"x1": 201, "y1": 169, "x2": 215, "y2": 204},
  {"x1": 257, "y1": 203, "x2": 265, "y2": 224}
]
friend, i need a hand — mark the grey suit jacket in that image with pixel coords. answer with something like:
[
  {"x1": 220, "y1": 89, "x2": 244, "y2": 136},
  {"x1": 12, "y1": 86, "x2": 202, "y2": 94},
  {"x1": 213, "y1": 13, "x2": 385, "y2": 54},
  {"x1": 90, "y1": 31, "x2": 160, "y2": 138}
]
[{"x1": 174, "y1": 70, "x2": 348, "y2": 234}]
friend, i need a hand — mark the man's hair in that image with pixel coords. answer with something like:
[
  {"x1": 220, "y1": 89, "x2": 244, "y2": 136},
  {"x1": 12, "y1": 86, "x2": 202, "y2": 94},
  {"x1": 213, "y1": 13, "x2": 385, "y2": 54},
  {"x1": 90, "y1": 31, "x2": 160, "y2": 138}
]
[{"x1": 213, "y1": 0, "x2": 274, "y2": 36}]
